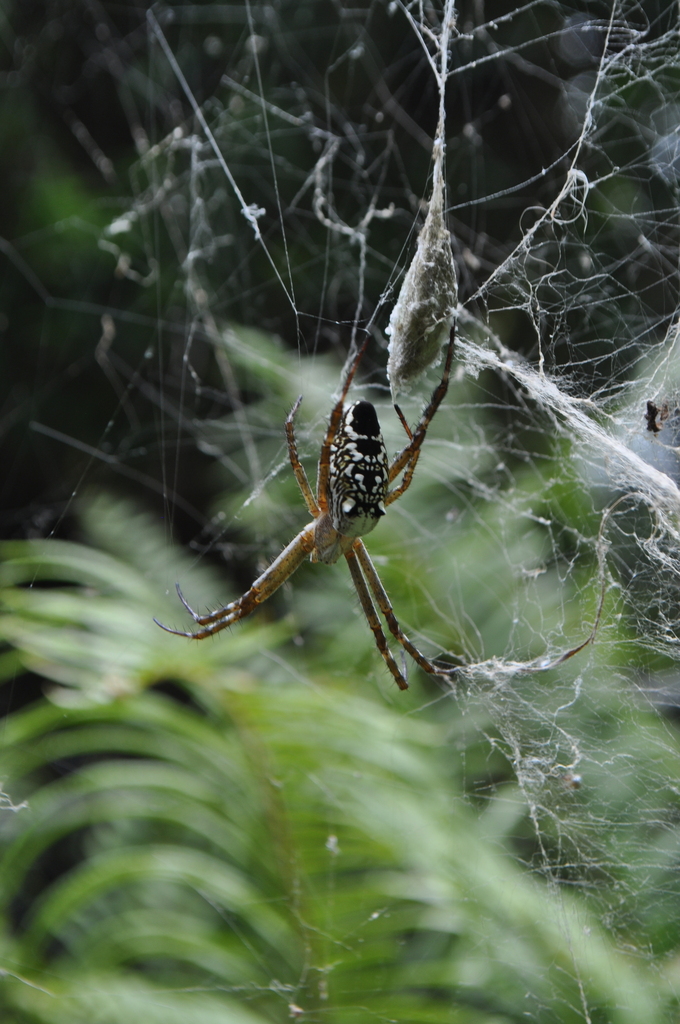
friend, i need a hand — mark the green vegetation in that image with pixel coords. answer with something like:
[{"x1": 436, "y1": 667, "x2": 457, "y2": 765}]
[
  {"x1": 0, "y1": 450, "x2": 678, "y2": 1023},
  {"x1": 4, "y1": 1, "x2": 680, "y2": 1020}
]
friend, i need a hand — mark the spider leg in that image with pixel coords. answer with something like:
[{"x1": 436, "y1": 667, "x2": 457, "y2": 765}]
[
  {"x1": 316, "y1": 336, "x2": 370, "y2": 508},
  {"x1": 393, "y1": 404, "x2": 413, "y2": 440},
  {"x1": 155, "y1": 522, "x2": 316, "y2": 639},
  {"x1": 354, "y1": 540, "x2": 453, "y2": 681},
  {"x1": 345, "y1": 547, "x2": 409, "y2": 691},
  {"x1": 285, "y1": 396, "x2": 319, "y2": 516},
  {"x1": 387, "y1": 325, "x2": 455, "y2": 503},
  {"x1": 385, "y1": 447, "x2": 422, "y2": 507},
  {"x1": 175, "y1": 580, "x2": 231, "y2": 623}
]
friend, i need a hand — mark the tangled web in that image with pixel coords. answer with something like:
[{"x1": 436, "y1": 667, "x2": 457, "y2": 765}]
[{"x1": 11, "y1": 0, "x2": 680, "y2": 1018}]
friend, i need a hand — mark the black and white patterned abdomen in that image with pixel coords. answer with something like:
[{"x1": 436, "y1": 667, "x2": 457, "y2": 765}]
[{"x1": 328, "y1": 400, "x2": 389, "y2": 538}]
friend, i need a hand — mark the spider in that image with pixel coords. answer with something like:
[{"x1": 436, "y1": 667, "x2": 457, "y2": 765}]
[{"x1": 155, "y1": 328, "x2": 456, "y2": 690}]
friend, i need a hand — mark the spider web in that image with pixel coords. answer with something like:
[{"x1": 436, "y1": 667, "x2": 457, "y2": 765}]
[{"x1": 8, "y1": 0, "x2": 680, "y2": 1019}]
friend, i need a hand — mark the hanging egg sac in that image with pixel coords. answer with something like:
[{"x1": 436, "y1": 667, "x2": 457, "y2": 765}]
[{"x1": 386, "y1": 168, "x2": 458, "y2": 399}]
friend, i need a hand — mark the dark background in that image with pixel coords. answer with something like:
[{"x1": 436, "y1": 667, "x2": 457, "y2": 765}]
[{"x1": 2, "y1": 5, "x2": 680, "y2": 1021}]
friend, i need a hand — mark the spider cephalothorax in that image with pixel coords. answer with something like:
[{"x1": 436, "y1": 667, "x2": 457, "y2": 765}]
[{"x1": 156, "y1": 330, "x2": 456, "y2": 691}]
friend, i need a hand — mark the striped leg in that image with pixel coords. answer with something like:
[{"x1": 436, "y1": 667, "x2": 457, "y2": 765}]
[
  {"x1": 344, "y1": 547, "x2": 409, "y2": 690},
  {"x1": 285, "y1": 397, "x2": 319, "y2": 516},
  {"x1": 387, "y1": 325, "x2": 455, "y2": 504},
  {"x1": 155, "y1": 523, "x2": 316, "y2": 639},
  {"x1": 354, "y1": 540, "x2": 451, "y2": 680}
]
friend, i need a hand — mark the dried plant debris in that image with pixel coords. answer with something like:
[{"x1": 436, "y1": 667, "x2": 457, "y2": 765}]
[
  {"x1": 646, "y1": 400, "x2": 668, "y2": 433},
  {"x1": 386, "y1": 162, "x2": 458, "y2": 398}
]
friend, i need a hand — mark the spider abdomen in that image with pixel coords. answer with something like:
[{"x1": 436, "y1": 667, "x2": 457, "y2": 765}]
[{"x1": 328, "y1": 400, "x2": 389, "y2": 539}]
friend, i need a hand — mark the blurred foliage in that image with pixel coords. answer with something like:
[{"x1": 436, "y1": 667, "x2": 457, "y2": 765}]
[
  {"x1": 4, "y1": 1, "x2": 680, "y2": 1022},
  {"x1": 0, "y1": 493, "x2": 676, "y2": 1024}
]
